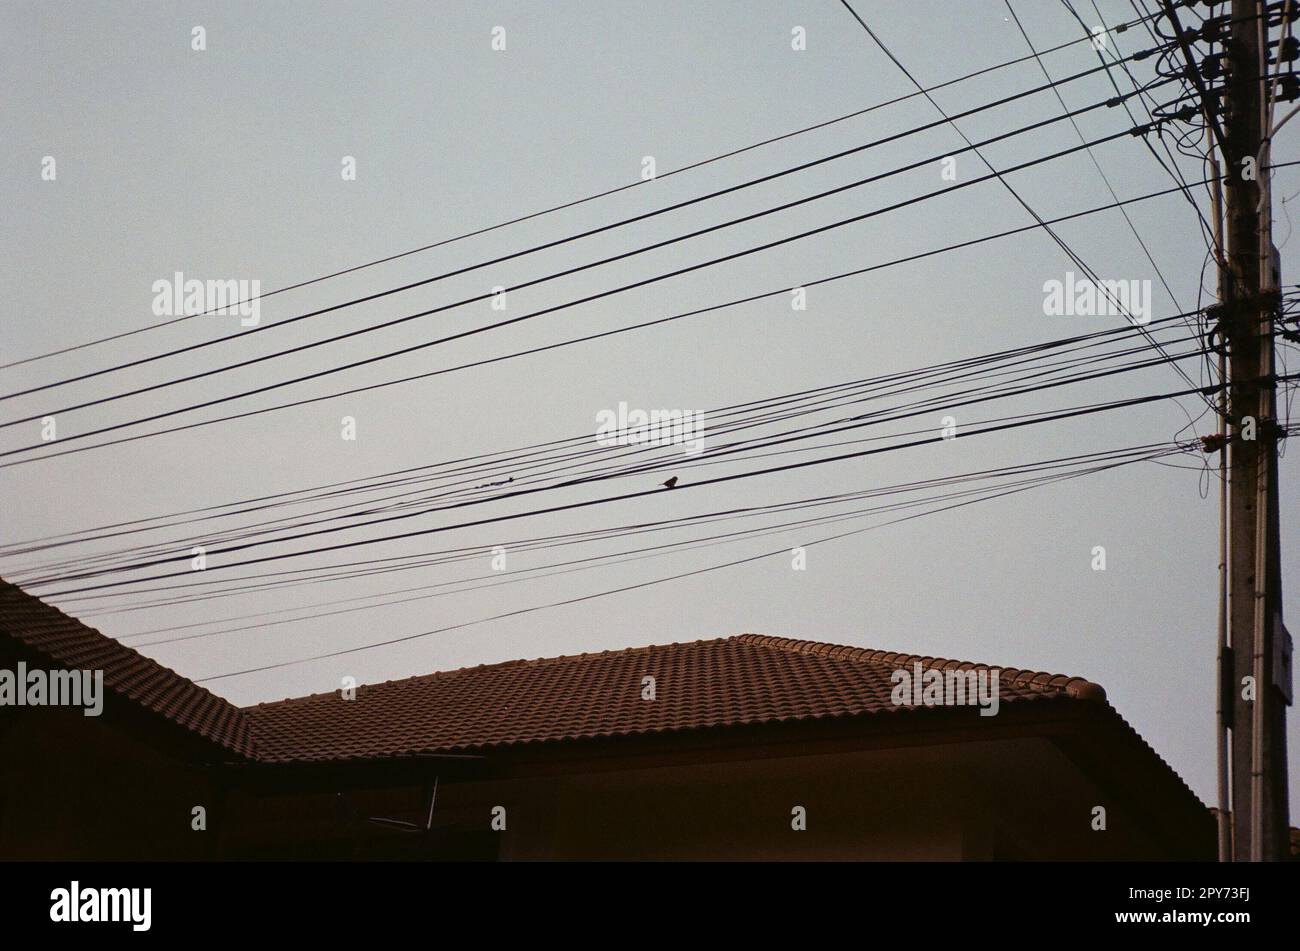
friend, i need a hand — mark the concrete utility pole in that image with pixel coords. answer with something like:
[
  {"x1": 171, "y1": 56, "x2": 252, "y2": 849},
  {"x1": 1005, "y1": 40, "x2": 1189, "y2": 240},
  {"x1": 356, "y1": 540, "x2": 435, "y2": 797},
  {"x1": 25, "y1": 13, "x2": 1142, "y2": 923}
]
[{"x1": 1222, "y1": 0, "x2": 1290, "y2": 861}]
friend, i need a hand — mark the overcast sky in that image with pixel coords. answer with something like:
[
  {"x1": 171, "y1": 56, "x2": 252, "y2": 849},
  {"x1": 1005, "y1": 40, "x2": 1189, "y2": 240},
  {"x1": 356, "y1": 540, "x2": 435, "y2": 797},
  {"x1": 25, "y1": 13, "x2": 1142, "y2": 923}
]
[{"x1": 2, "y1": 0, "x2": 1296, "y2": 815}]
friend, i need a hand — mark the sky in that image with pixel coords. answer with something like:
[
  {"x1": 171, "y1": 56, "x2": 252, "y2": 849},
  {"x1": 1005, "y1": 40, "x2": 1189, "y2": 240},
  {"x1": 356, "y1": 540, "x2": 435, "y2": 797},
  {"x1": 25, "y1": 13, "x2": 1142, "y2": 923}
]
[{"x1": 1, "y1": 0, "x2": 1297, "y2": 817}]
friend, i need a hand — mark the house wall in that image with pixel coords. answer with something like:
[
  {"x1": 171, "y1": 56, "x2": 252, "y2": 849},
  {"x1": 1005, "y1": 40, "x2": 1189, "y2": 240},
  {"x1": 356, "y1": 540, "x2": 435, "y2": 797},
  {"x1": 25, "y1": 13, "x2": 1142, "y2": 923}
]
[
  {"x1": 0, "y1": 705, "x2": 219, "y2": 860},
  {"x1": 217, "y1": 737, "x2": 1193, "y2": 860},
  {"x1": 0, "y1": 703, "x2": 1208, "y2": 861}
]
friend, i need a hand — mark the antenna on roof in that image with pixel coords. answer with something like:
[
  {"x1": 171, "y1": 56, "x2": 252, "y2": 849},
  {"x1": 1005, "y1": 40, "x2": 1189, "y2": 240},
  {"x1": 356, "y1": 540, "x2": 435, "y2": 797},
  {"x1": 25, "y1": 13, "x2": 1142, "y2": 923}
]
[{"x1": 367, "y1": 776, "x2": 438, "y2": 833}]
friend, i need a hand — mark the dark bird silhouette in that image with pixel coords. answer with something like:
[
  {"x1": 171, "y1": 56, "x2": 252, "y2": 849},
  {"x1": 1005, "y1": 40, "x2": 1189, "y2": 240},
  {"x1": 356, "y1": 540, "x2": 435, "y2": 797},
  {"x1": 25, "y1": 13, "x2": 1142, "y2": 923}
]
[{"x1": 661, "y1": 476, "x2": 678, "y2": 489}]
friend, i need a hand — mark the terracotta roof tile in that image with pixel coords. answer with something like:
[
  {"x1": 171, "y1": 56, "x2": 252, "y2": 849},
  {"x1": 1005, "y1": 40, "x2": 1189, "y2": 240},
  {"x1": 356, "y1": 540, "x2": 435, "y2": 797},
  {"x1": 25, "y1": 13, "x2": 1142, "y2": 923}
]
[{"x1": 242, "y1": 633, "x2": 1080, "y2": 763}]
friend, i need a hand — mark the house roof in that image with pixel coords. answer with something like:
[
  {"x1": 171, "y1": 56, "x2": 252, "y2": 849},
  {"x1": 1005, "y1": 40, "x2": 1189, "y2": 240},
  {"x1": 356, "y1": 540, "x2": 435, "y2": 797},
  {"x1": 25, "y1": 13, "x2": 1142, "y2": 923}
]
[
  {"x1": 244, "y1": 633, "x2": 1103, "y2": 764},
  {"x1": 0, "y1": 579, "x2": 255, "y2": 758},
  {"x1": 0, "y1": 576, "x2": 1185, "y2": 819}
]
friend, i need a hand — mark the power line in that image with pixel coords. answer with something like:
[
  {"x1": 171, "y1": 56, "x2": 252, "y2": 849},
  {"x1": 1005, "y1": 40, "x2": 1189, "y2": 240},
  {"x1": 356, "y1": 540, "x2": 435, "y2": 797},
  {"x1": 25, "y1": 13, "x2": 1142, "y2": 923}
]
[
  {"x1": 21, "y1": 333, "x2": 1209, "y2": 586},
  {"x1": 1007, "y1": 0, "x2": 1184, "y2": 313},
  {"x1": 88, "y1": 442, "x2": 1172, "y2": 620},
  {"x1": 0, "y1": 121, "x2": 1192, "y2": 467},
  {"x1": 1064, "y1": 0, "x2": 1220, "y2": 255},
  {"x1": 0, "y1": 8, "x2": 1170, "y2": 374},
  {"x1": 2, "y1": 166, "x2": 1270, "y2": 472},
  {"x1": 44, "y1": 360, "x2": 1215, "y2": 615},
  {"x1": 0, "y1": 77, "x2": 1169, "y2": 429},
  {"x1": 839, "y1": 0, "x2": 1210, "y2": 415},
  {"x1": 33, "y1": 373, "x2": 1236, "y2": 598},
  {"x1": 127, "y1": 444, "x2": 1184, "y2": 648},
  {"x1": 7, "y1": 320, "x2": 1197, "y2": 578}
]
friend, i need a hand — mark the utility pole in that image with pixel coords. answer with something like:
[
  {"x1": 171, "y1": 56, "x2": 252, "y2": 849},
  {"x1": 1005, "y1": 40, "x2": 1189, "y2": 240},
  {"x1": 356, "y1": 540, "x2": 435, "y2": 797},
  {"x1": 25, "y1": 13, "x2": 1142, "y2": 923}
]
[{"x1": 1222, "y1": 0, "x2": 1290, "y2": 861}]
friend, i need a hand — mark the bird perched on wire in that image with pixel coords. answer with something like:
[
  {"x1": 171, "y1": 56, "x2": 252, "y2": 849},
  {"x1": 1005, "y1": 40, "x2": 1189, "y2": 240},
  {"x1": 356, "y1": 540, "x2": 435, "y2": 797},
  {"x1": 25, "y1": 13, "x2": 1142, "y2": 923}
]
[{"x1": 660, "y1": 476, "x2": 678, "y2": 489}]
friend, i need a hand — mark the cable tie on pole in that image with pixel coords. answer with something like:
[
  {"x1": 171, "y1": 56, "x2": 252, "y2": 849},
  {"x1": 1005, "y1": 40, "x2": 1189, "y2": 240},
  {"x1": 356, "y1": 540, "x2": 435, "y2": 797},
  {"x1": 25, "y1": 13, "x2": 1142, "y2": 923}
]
[{"x1": 1200, "y1": 433, "x2": 1229, "y2": 454}]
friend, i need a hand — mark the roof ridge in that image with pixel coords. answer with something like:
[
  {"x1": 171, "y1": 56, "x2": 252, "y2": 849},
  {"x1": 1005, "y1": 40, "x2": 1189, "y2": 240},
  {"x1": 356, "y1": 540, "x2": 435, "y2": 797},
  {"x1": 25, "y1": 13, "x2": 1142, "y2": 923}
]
[
  {"x1": 733, "y1": 633, "x2": 1107, "y2": 702},
  {"x1": 251, "y1": 632, "x2": 1107, "y2": 714}
]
